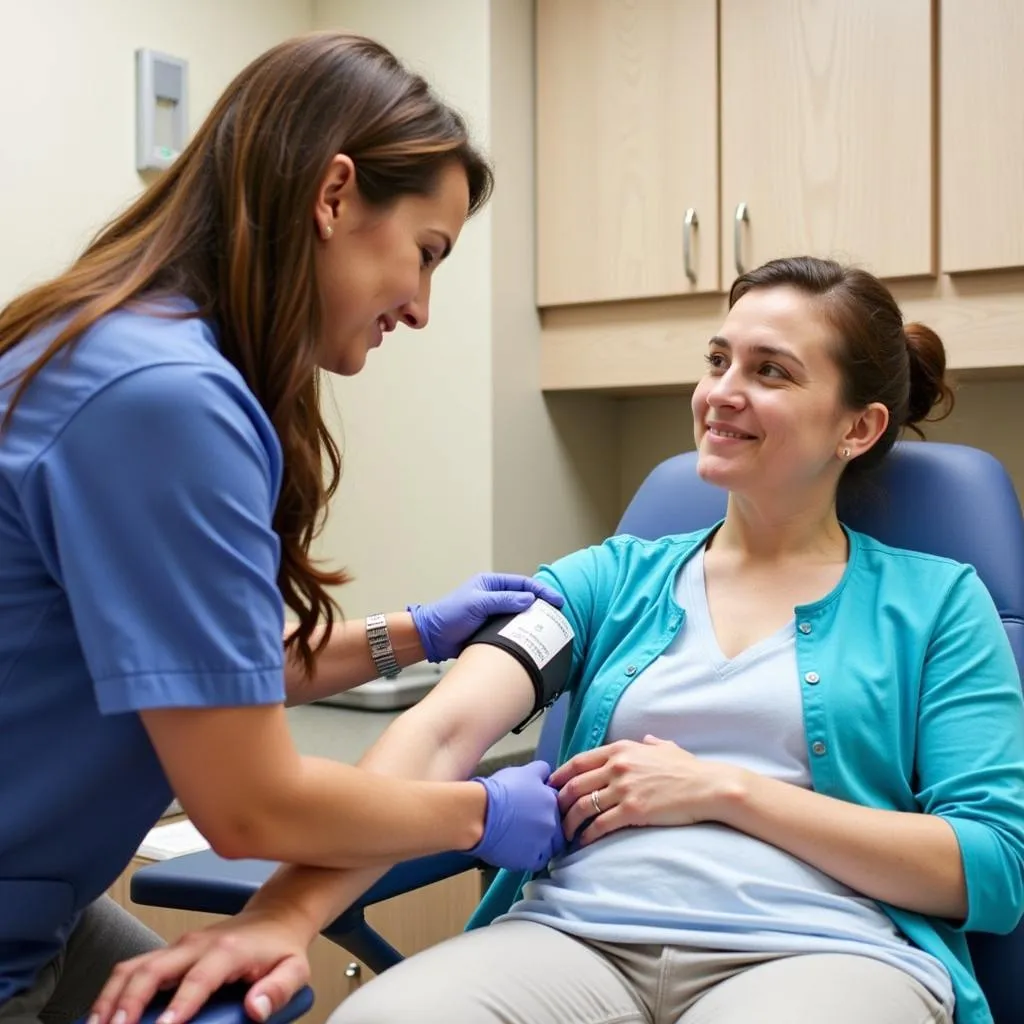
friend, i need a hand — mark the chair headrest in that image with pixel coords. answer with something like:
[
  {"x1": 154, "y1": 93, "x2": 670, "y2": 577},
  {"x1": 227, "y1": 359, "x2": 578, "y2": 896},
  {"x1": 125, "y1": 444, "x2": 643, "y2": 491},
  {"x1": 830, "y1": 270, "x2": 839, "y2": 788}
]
[{"x1": 616, "y1": 442, "x2": 1024, "y2": 667}]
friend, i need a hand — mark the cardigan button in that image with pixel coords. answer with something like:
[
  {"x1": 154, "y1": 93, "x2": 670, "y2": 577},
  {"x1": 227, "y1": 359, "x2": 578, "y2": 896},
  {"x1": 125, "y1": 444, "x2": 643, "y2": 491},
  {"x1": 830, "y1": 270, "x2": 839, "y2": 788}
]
[
  {"x1": 811, "y1": 741, "x2": 827, "y2": 756},
  {"x1": 625, "y1": 665, "x2": 637, "y2": 676},
  {"x1": 804, "y1": 671, "x2": 820, "y2": 685},
  {"x1": 798, "y1": 622, "x2": 812, "y2": 635}
]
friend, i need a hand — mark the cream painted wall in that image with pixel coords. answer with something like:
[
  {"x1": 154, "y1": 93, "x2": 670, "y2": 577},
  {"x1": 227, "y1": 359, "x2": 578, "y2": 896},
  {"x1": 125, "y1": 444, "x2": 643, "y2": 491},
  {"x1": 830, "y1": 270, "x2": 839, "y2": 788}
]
[
  {"x1": 618, "y1": 379, "x2": 1024, "y2": 514},
  {"x1": 619, "y1": 393, "x2": 695, "y2": 507},
  {"x1": 0, "y1": 0, "x2": 313, "y2": 305},
  {"x1": 488, "y1": 0, "x2": 620, "y2": 574},
  {"x1": 310, "y1": 0, "x2": 619, "y2": 617},
  {"x1": 921, "y1": 379, "x2": 1024, "y2": 490},
  {"x1": 310, "y1": 0, "x2": 496, "y2": 617}
]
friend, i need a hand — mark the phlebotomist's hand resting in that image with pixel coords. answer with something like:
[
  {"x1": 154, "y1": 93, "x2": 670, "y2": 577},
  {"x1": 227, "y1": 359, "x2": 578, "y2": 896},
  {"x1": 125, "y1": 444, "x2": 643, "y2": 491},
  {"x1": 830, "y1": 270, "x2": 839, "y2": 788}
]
[
  {"x1": 409, "y1": 573, "x2": 564, "y2": 663},
  {"x1": 469, "y1": 760, "x2": 565, "y2": 871}
]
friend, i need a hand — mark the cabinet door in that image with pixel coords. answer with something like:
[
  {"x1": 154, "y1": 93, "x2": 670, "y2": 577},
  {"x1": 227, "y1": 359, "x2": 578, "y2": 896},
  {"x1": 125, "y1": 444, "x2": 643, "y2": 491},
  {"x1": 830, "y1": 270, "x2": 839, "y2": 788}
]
[
  {"x1": 720, "y1": 0, "x2": 932, "y2": 284},
  {"x1": 536, "y1": 0, "x2": 718, "y2": 306},
  {"x1": 941, "y1": 0, "x2": 1024, "y2": 273}
]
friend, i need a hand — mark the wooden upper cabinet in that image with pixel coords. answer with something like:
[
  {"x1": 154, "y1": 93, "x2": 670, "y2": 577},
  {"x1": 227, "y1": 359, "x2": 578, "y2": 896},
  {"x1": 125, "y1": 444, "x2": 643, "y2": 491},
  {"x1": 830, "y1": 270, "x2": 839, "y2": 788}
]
[
  {"x1": 536, "y1": 0, "x2": 719, "y2": 306},
  {"x1": 941, "y1": 0, "x2": 1024, "y2": 273},
  {"x1": 720, "y1": 0, "x2": 933, "y2": 285}
]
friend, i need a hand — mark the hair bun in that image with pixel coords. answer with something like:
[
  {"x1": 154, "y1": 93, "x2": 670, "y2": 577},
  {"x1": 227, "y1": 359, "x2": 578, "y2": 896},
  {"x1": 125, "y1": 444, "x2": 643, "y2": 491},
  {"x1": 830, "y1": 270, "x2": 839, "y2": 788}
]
[{"x1": 903, "y1": 321, "x2": 955, "y2": 434}]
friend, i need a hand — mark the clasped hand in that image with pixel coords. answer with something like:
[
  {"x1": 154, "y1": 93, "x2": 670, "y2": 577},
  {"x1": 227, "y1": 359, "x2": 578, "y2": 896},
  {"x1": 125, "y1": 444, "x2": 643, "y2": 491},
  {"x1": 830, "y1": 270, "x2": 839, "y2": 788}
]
[
  {"x1": 551, "y1": 735, "x2": 746, "y2": 847},
  {"x1": 481, "y1": 738, "x2": 741, "y2": 861}
]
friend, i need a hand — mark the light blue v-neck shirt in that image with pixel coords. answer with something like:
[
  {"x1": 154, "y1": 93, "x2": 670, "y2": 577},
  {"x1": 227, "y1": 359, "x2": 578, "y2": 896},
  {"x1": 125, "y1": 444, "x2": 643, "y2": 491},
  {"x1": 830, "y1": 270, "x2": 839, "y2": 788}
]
[
  {"x1": 469, "y1": 527, "x2": 1024, "y2": 1024},
  {"x1": 499, "y1": 545, "x2": 953, "y2": 1013}
]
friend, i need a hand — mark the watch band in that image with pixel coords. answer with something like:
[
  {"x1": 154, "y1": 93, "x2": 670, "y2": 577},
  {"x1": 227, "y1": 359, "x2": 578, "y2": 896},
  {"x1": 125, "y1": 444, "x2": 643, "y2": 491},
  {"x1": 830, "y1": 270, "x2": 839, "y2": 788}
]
[{"x1": 366, "y1": 613, "x2": 401, "y2": 679}]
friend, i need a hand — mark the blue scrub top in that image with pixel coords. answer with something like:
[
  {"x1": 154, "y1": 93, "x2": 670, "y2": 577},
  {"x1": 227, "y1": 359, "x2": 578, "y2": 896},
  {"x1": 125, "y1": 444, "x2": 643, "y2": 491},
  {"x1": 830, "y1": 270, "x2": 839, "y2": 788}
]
[{"x1": 0, "y1": 302, "x2": 288, "y2": 1002}]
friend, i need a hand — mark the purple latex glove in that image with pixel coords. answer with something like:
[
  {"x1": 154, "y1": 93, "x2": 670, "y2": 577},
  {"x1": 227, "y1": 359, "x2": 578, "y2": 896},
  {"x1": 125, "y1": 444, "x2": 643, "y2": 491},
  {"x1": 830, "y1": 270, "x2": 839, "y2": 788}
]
[
  {"x1": 469, "y1": 760, "x2": 566, "y2": 872},
  {"x1": 408, "y1": 573, "x2": 566, "y2": 663}
]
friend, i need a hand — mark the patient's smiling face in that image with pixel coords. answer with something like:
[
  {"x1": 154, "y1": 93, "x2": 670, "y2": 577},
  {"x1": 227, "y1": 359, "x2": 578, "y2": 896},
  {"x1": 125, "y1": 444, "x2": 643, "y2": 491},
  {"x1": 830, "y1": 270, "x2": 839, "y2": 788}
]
[{"x1": 691, "y1": 285, "x2": 884, "y2": 501}]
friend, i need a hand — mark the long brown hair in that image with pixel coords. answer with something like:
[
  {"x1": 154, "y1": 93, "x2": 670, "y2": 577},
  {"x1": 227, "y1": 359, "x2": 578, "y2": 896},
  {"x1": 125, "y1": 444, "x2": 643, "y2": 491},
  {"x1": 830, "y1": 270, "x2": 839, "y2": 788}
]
[{"x1": 0, "y1": 32, "x2": 493, "y2": 673}]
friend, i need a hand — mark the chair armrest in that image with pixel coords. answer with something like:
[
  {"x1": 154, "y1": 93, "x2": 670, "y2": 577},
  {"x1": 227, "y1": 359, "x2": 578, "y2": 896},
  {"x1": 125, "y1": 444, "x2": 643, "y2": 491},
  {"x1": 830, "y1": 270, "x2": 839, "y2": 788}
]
[
  {"x1": 350, "y1": 851, "x2": 480, "y2": 910},
  {"x1": 74, "y1": 984, "x2": 314, "y2": 1024},
  {"x1": 130, "y1": 850, "x2": 481, "y2": 930},
  {"x1": 130, "y1": 852, "x2": 276, "y2": 917}
]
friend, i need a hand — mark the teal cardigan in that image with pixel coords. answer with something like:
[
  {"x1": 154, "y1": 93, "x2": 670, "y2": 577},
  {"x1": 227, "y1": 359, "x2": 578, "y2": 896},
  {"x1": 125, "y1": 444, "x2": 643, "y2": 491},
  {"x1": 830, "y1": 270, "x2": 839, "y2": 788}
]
[{"x1": 468, "y1": 527, "x2": 1024, "y2": 1024}]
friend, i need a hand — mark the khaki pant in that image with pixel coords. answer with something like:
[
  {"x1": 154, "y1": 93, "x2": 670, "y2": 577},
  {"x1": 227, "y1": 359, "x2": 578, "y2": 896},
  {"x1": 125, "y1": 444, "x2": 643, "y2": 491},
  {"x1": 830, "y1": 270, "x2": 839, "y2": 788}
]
[
  {"x1": 0, "y1": 897, "x2": 164, "y2": 1024},
  {"x1": 329, "y1": 919, "x2": 950, "y2": 1024}
]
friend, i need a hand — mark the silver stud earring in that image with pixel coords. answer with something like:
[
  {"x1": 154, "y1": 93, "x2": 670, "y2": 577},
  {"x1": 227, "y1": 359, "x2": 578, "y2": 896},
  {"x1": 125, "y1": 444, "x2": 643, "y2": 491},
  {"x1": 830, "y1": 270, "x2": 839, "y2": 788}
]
[{"x1": 841, "y1": 447, "x2": 851, "y2": 459}]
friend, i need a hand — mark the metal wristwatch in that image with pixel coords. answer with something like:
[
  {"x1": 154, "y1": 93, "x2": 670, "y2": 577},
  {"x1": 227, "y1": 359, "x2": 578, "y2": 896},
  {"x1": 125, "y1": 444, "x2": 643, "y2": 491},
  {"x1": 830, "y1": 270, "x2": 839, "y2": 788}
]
[{"x1": 365, "y1": 613, "x2": 401, "y2": 679}]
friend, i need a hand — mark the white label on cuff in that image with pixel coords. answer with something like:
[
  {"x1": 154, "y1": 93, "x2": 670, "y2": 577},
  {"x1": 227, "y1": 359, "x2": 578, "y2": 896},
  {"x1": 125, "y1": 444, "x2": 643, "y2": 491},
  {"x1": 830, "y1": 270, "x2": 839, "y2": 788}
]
[{"x1": 497, "y1": 600, "x2": 574, "y2": 670}]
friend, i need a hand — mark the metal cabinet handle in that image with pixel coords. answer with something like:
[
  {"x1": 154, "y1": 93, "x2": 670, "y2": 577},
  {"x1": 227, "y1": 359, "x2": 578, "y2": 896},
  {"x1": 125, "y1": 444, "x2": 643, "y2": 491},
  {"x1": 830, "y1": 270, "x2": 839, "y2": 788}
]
[
  {"x1": 683, "y1": 208, "x2": 699, "y2": 284},
  {"x1": 734, "y1": 202, "x2": 749, "y2": 276}
]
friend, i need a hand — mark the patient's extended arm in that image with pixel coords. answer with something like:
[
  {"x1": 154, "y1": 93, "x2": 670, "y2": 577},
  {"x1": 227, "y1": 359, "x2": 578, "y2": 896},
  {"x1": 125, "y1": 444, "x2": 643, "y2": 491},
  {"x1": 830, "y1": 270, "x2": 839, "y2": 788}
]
[{"x1": 254, "y1": 641, "x2": 539, "y2": 930}]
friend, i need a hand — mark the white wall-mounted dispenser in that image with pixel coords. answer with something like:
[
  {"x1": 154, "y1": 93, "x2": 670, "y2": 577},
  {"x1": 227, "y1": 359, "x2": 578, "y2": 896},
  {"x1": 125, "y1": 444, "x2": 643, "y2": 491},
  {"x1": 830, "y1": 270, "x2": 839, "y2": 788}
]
[{"x1": 135, "y1": 48, "x2": 188, "y2": 172}]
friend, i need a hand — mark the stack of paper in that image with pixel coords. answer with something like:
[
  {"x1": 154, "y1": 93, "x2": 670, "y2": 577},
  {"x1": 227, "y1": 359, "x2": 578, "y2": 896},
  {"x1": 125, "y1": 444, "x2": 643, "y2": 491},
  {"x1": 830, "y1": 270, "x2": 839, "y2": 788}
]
[{"x1": 137, "y1": 818, "x2": 211, "y2": 861}]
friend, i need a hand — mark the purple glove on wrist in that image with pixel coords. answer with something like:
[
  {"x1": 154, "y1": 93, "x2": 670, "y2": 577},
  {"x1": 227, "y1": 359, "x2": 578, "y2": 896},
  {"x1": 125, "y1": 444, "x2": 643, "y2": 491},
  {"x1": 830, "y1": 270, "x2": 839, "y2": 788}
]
[
  {"x1": 468, "y1": 760, "x2": 566, "y2": 872},
  {"x1": 408, "y1": 572, "x2": 566, "y2": 664}
]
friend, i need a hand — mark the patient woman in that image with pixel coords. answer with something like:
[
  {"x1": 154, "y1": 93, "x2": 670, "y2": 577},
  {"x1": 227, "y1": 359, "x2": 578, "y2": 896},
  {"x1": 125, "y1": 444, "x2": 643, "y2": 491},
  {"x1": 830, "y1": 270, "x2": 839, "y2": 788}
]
[{"x1": 93, "y1": 257, "x2": 1024, "y2": 1024}]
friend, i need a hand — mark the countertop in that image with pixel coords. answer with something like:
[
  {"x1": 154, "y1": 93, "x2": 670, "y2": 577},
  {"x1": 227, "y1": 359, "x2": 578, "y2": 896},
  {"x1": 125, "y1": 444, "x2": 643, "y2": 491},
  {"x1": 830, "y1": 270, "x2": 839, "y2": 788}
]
[{"x1": 160, "y1": 701, "x2": 544, "y2": 819}]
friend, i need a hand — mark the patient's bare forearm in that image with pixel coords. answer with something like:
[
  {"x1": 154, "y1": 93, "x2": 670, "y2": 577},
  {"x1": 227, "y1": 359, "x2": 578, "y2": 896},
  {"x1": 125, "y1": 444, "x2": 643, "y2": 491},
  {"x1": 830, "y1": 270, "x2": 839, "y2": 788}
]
[
  {"x1": 246, "y1": 645, "x2": 536, "y2": 931},
  {"x1": 246, "y1": 702, "x2": 471, "y2": 931}
]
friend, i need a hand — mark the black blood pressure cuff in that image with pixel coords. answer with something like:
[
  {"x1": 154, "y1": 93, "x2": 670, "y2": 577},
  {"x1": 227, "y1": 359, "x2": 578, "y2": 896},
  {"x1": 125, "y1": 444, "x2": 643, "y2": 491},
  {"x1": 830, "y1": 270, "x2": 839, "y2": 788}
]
[{"x1": 464, "y1": 599, "x2": 575, "y2": 734}]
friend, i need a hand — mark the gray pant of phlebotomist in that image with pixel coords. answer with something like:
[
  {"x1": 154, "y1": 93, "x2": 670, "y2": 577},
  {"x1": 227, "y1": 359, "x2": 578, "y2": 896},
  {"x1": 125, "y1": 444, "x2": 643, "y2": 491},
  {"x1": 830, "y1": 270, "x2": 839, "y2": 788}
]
[{"x1": 0, "y1": 897, "x2": 164, "y2": 1024}]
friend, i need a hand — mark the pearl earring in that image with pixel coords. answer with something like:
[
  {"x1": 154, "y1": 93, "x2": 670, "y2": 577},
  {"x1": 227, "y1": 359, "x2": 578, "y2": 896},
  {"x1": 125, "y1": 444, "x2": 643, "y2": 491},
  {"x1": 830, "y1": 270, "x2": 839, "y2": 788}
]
[
  {"x1": 322, "y1": 224, "x2": 333, "y2": 240},
  {"x1": 841, "y1": 447, "x2": 851, "y2": 459}
]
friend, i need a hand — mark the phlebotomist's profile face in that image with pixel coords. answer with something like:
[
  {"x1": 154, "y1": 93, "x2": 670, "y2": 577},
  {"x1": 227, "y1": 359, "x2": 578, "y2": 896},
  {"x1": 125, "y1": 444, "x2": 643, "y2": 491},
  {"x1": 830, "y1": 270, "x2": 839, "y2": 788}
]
[{"x1": 312, "y1": 157, "x2": 470, "y2": 376}]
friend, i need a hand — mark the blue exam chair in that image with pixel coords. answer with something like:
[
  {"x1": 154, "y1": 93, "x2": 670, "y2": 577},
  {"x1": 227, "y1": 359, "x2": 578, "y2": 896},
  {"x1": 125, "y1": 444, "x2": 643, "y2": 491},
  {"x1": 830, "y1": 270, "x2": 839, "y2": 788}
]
[
  {"x1": 131, "y1": 441, "x2": 1024, "y2": 1023},
  {"x1": 110, "y1": 985, "x2": 315, "y2": 1024}
]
